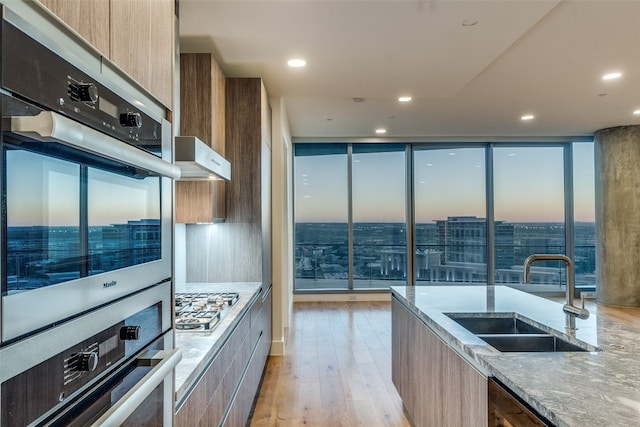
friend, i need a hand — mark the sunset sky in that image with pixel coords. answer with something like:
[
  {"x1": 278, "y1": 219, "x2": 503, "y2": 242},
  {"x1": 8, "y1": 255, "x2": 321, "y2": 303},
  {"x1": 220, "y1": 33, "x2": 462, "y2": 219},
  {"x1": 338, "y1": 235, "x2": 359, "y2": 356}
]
[
  {"x1": 295, "y1": 142, "x2": 595, "y2": 223},
  {"x1": 6, "y1": 150, "x2": 160, "y2": 227}
]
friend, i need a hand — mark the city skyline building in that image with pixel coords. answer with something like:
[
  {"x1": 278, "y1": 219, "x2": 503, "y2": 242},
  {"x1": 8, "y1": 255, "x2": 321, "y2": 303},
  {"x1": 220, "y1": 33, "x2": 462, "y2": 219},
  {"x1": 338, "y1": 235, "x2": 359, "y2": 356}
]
[
  {"x1": 294, "y1": 219, "x2": 596, "y2": 290},
  {"x1": 6, "y1": 219, "x2": 161, "y2": 292}
]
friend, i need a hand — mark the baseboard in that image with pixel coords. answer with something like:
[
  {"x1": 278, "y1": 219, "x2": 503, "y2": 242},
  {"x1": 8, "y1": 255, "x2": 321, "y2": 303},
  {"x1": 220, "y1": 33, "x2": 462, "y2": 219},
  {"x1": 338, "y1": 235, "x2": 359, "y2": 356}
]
[
  {"x1": 270, "y1": 339, "x2": 285, "y2": 356},
  {"x1": 293, "y1": 293, "x2": 391, "y2": 302}
]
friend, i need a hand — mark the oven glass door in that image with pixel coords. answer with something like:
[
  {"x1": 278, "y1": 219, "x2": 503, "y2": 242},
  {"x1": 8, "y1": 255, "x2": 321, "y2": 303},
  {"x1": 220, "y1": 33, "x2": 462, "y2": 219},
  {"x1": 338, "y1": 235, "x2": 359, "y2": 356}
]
[
  {"x1": 1, "y1": 94, "x2": 176, "y2": 343},
  {"x1": 39, "y1": 340, "x2": 180, "y2": 427},
  {"x1": 5, "y1": 146, "x2": 161, "y2": 293},
  {"x1": 67, "y1": 364, "x2": 164, "y2": 427}
]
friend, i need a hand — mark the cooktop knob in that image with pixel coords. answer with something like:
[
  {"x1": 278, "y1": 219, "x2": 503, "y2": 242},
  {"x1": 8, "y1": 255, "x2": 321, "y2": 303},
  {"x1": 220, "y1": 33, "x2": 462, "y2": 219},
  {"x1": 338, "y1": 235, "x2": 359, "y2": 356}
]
[
  {"x1": 119, "y1": 111, "x2": 142, "y2": 128},
  {"x1": 77, "y1": 351, "x2": 99, "y2": 372},
  {"x1": 69, "y1": 82, "x2": 99, "y2": 104},
  {"x1": 120, "y1": 325, "x2": 140, "y2": 340}
]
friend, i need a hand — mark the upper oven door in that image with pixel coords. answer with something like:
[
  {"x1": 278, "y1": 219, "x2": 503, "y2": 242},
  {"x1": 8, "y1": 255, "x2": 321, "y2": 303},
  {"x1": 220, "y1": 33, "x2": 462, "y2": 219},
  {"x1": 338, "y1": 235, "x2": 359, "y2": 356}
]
[{"x1": 0, "y1": 94, "x2": 178, "y2": 343}]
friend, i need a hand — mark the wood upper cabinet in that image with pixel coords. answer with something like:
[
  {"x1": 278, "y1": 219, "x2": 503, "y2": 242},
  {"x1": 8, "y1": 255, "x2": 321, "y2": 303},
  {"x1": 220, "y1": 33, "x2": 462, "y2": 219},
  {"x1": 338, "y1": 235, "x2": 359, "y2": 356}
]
[
  {"x1": 110, "y1": 0, "x2": 174, "y2": 108},
  {"x1": 38, "y1": 0, "x2": 110, "y2": 54},
  {"x1": 226, "y1": 78, "x2": 272, "y2": 287},
  {"x1": 37, "y1": 0, "x2": 174, "y2": 108},
  {"x1": 175, "y1": 53, "x2": 227, "y2": 223},
  {"x1": 226, "y1": 78, "x2": 271, "y2": 225}
]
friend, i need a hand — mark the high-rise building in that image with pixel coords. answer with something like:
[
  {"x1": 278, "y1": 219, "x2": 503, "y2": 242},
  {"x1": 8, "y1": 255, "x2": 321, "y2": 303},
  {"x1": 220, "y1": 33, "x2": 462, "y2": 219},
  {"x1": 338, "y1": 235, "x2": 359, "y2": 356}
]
[{"x1": 435, "y1": 216, "x2": 515, "y2": 269}]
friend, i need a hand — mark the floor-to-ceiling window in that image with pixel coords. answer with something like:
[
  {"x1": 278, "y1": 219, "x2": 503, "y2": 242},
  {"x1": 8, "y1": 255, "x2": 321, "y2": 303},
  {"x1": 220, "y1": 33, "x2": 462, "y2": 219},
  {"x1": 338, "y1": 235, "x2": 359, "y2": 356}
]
[
  {"x1": 294, "y1": 144, "x2": 349, "y2": 290},
  {"x1": 493, "y1": 146, "x2": 566, "y2": 288},
  {"x1": 352, "y1": 144, "x2": 407, "y2": 289},
  {"x1": 573, "y1": 142, "x2": 596, "y2": 289},
  {"x1": 413, "y1": 147, "x2": 486, "y2": 283},
  {"x1": 293, "y1": 141, "x2": 595, "y2": 293}
]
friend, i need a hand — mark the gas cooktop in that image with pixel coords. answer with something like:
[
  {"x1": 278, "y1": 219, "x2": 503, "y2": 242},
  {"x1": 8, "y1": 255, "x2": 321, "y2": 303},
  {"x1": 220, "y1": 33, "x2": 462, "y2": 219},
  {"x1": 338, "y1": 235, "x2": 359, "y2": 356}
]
[{"x1": 174, "y1": 292, "x2": 240, "y2": 332}]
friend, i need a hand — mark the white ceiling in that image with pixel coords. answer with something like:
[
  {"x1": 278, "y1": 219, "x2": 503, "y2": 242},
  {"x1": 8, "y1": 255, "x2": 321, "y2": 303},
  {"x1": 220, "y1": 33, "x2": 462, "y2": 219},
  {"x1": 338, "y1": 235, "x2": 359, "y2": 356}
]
[{"x1": 179, "y1": 0, "x2": 640, "y2": 140}]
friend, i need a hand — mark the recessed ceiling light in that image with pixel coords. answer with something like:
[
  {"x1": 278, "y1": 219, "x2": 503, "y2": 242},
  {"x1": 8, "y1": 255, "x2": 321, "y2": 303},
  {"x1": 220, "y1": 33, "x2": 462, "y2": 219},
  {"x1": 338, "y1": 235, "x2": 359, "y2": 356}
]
[
  {"x1": 462, "y1": 19, "x2": 478, "y2": 26},
  {"x1": 287, "y1": 59, "x2": 306, "y2": 68},
  {"x1": 375, "y1": 128, "x2": 387, "y2": 134},
  {"x1": 633, "y1": 109, "x2": 640, "y2": 115},
  {"x1": 521, "y1": 115, "x2": 535, "y2": 121},
  {"x1": 398, "y1": 96, "x2": 412, "y2": 102},
  {"x1": 602, "y1": 72, "x2": 622, "y2": 80}
]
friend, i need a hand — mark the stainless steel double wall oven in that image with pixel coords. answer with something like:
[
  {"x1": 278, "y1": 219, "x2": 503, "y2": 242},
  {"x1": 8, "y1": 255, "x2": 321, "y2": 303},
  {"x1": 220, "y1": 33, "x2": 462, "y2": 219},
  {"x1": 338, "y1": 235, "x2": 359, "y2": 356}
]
[{"x1": 0, "y1": 4, "x2": 179, "y2": 425}]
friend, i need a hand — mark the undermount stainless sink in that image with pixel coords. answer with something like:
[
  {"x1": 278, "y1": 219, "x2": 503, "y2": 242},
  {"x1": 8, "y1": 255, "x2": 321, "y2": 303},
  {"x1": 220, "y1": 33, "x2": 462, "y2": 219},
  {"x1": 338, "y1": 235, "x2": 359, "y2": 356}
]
[
  {"x1": 447, "y1": 313, "x2": 547, "y2": 335},
  {"x1": 445, "y1": 313, "x2": 595, "y2": 353},
  {"x1": 478, "y1": 334, "x2": 588, "y2": 352}
]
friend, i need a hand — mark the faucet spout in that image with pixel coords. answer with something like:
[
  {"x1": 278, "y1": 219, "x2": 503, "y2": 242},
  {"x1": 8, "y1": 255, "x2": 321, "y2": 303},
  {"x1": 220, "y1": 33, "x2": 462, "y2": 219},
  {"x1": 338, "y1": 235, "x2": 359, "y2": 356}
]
[{"x1": 522, "y1": 254, "x2": 589, "y2": 331}]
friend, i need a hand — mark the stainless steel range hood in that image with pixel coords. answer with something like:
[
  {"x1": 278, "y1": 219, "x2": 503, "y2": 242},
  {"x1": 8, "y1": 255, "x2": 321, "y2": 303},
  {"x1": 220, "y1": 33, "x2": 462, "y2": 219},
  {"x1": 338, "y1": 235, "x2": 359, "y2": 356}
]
[{"x1": 174, "y1": 136, "x2": 231, "y2": 181}]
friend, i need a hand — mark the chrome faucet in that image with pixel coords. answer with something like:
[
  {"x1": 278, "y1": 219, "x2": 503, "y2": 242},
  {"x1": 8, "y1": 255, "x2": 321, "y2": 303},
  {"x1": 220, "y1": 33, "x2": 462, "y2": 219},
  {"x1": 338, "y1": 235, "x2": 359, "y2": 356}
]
[{"x1": 523, "y1": 254, "x2": 589, "y2": 331}]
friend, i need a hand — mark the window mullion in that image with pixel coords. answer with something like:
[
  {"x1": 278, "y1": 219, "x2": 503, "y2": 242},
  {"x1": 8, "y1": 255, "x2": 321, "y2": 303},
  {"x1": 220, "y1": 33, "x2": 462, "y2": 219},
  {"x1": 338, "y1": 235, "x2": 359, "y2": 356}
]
[
  {"x1": 486, "y1": 144, "x2": 495, "y2": 286},
  {"x1": 347, "y1": 143, "x2": 354, "y2": 290},
  {"x1": 407, "y1": 145, "x2": 415, "y2": 285},
  {"x1": 564, "y1": 144, "x2": 575, "y2": 277}
]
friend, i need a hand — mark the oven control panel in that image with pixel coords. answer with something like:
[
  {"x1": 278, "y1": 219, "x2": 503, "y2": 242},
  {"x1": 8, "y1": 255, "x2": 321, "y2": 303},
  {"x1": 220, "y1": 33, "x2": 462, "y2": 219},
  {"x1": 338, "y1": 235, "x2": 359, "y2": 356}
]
[{"x1": 1, "y1": 20, "x2": 161, "y2": 155}]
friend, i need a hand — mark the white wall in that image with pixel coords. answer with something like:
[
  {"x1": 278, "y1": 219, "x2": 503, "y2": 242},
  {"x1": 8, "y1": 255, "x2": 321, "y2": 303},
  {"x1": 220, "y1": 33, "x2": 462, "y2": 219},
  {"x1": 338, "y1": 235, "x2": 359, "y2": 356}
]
[{"x1": 270, "y1": 97, "x2": 293, "y2": 355}]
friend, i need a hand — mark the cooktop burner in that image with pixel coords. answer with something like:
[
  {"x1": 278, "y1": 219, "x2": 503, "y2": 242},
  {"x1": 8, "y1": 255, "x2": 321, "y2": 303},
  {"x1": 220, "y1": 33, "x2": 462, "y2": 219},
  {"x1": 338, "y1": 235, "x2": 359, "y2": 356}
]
[{"x1": 174, "y1": 292, "x2": 240, "y2": 332}]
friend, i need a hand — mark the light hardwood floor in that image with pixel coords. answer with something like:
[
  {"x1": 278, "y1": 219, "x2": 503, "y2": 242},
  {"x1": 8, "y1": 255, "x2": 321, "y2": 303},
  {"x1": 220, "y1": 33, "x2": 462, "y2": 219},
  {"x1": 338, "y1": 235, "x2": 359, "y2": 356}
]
[{"x1": 249, "y1": 301, "x2": 412, "y2": 427}]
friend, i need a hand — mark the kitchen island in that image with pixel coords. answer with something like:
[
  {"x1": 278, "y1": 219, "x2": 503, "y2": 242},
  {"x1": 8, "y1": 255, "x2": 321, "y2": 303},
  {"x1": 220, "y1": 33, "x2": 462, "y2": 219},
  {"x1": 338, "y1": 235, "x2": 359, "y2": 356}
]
[
  {"x1": 173, "y1": 282, "x2": 271, "y2": 426},
  {"x1": 391, "y1": 285, "x2": 640, "y2": 427}
]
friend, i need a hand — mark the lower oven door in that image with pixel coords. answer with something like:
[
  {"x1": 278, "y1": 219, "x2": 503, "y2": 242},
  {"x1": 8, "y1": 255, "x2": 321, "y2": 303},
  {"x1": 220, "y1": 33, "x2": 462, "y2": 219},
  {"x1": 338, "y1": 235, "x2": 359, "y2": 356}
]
[
  {"x1": 0, "y1": 280, "x2": 173, "y2": 426},
  {"x1": 41, "y1": 345, "x2": 181, "y2": 427}
]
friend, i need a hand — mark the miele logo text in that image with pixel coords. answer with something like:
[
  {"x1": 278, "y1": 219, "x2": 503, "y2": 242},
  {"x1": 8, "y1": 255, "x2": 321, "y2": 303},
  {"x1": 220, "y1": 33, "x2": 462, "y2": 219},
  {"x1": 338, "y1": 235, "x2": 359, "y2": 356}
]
[{"x1": 103, "y1": 281, "x2": 117, "y2": 288}]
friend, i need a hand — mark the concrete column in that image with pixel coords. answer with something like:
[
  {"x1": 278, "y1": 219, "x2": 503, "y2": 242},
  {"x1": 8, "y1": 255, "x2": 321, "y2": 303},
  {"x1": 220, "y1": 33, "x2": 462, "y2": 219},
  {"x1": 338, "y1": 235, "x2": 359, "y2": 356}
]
[{"x1": 595, "y1": 126, "x2": 640, "y2": 307}]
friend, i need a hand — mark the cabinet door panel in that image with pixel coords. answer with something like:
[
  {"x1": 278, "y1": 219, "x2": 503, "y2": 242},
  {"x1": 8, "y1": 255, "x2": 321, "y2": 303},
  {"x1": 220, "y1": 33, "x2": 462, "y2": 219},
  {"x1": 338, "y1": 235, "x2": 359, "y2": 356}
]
[
  {"x1": 110, "y1": 0, "x2": 174, "y2": 107},
  {"x1": 38, "y1": 0, "x2": 110, "y2": 54},
  {"x1": 392, "y1": 298, "x2": 487, "y2": 427}
]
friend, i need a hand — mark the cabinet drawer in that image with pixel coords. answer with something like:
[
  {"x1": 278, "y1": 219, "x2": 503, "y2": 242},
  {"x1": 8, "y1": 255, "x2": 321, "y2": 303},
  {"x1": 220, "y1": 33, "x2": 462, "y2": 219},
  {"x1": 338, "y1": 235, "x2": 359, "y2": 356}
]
[
  {"x1": 175, "y1": 310, "x2": 251, "y2": 426},
  {"x1": 223, "y1": 330, "x2": 265, "y2": 427},
  {"x1": 250, "y1": 299, "x2": 263, "y2": 350}
]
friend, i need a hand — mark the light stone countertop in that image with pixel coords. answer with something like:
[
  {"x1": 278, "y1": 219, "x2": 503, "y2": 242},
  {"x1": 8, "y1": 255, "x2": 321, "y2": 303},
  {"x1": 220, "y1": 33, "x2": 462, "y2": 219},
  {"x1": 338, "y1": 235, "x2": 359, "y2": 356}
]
[
  {"x1": 391, "y1": 285, "x2": 640, "y2": 427},
  {"x1": 173, "y1": 282, "x2": 262, "y2": 407}
]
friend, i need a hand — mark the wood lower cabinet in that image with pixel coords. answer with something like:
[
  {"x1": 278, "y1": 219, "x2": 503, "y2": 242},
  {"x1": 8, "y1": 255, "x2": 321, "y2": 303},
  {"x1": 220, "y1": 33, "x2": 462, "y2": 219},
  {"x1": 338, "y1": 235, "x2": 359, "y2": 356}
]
[
  {"x1": 175, "y1": 287, "x2": 272, "y2": 427},
  {"x1": 224, "y1": 286, "x2": 272, "y2": 426},
  {"x1": 392, "y1": 297, "x2": 488, "y2": 427}
]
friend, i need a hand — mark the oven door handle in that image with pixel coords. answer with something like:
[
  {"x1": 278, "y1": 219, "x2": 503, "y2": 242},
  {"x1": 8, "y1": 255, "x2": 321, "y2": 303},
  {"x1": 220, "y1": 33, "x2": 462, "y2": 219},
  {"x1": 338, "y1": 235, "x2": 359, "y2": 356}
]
[
  {"x1": 11, "y1": 111, "x2": 181, "y2": 179},
  {"x1": 90, "y1": 348, "x2": 182, "y2": 427}
]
